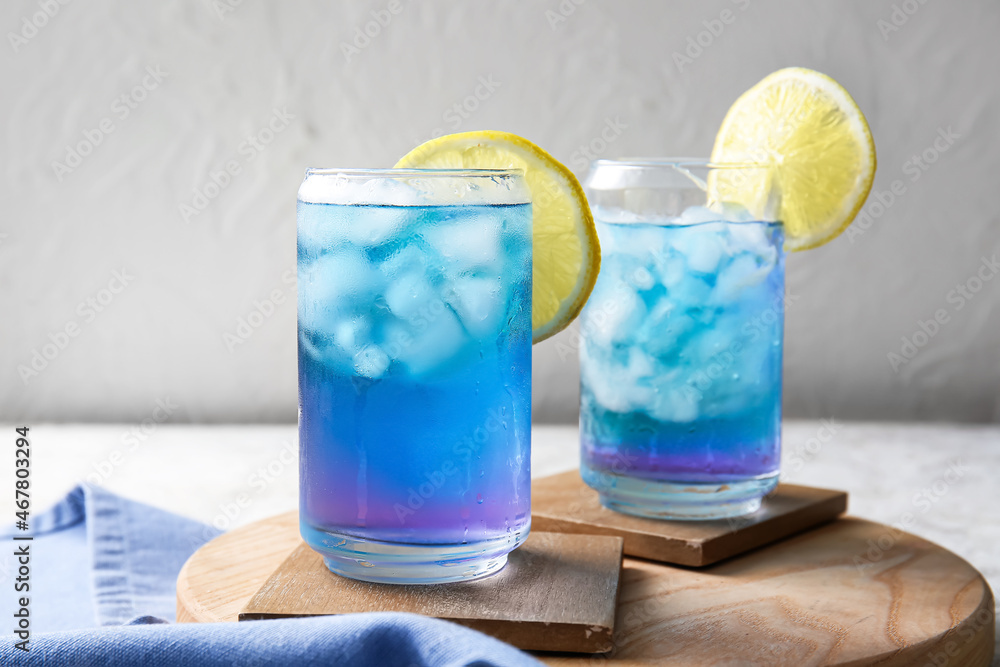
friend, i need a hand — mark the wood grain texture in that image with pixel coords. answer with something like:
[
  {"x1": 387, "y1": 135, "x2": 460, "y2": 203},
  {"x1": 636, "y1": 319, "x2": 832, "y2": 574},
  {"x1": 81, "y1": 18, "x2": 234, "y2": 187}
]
[
  {"x1": 545, "y1": 518, "x2": 995, "y2": 666},
  {"x1": 176, "y1": 511, "x2": 300, "y2": 624},
  {"x1": 532, "y1": 470, "x2": 848, "y2": 566},
  {"x1": 239, "y1": 531, "x2": 624, "y2": 653},
  {"x1": 177, "y1": 512, "x2": 994, "y2": 665}
]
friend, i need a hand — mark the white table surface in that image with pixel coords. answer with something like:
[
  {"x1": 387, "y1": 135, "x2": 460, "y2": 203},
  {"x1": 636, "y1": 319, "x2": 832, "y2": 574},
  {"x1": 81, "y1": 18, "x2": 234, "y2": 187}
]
[{"x1": 4, "y1": 421, "x2": 998, "y2": 662}]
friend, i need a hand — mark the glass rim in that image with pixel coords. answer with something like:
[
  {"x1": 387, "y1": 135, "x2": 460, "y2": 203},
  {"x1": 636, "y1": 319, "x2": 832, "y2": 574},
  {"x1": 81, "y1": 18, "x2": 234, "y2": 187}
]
[
  {"x1": 299, "y1": 167, "x2": 530, "y2": 205},
  {"x1": 304, "y1": 167, "x2": 524, "y2": 178},
  {"x1": 593, "y1": 158, "x2": 770, "y2": 170}
]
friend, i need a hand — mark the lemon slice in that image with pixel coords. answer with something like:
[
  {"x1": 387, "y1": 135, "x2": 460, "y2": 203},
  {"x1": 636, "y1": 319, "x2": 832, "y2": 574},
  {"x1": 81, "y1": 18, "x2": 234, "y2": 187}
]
[
  {"x1": 709, "y1": 67, "x2": 877, "y2": 251},
  {"x1": 395, "y1": 131, "x2": 600, "y2": 343}
]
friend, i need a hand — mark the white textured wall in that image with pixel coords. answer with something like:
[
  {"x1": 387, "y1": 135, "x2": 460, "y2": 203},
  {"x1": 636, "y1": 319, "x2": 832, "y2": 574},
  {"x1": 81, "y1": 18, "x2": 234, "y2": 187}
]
[{"x1": 2, "y1": 0, "x2": 998, "y2": 423}]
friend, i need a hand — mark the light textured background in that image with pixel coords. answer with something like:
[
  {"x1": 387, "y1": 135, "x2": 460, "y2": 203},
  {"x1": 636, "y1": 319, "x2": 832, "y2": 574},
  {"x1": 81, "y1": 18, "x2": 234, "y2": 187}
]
[{"x1": 2, "y1": 0, "x2": 998, "y2": 424}]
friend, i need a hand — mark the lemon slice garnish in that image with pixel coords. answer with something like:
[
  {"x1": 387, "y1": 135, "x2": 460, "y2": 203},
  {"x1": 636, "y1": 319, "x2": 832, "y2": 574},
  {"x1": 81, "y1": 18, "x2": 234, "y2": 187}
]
[
  {"x1": 710, "y1": 67, "x2": 877, "y2": 251},
  {"x1": 396, "y1": 131, "x2": 600, "y2": 342}
]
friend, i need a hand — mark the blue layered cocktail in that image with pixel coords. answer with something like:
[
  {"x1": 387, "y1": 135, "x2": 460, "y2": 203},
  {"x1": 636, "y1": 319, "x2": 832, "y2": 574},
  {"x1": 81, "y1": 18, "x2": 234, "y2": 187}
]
[
  {"x1": 297, "y1": 169, "x2": 532, "y2": 583},
  {"x1": 579, "y1": 160, "x2": 784, "y2": 519}
]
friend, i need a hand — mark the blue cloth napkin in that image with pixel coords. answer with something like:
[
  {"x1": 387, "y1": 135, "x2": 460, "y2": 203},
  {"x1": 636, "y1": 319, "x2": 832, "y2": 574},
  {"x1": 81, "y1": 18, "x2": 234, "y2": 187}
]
[{"x1": 1, "y1": 486, "x2": 541, "y2": 666}]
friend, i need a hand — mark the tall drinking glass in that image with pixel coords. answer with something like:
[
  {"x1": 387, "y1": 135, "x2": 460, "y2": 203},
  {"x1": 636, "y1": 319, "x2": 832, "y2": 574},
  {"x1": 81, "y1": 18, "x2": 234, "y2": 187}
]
[
  {"x1": 297, "y1": 168, "x2": 532, "y2": 583},
  {"x1": 579, "y1": 159, "x2": 784, "y2": 519}
]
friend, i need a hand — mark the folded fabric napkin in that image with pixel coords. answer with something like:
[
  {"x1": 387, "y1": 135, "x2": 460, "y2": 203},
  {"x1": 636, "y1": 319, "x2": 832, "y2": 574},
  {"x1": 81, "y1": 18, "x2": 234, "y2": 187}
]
[{"x1": 1, "y1": 486, "x2": 541, "y2": 666}]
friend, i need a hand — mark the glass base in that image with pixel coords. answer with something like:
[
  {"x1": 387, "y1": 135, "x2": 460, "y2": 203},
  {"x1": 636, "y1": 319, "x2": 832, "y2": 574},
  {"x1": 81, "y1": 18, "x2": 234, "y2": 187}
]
[
  {"x1": 581, "y1": 463, "x2": 779, "y2": 520},
  {"x1": 302, "y1": 521, "x2": 527, "y2": 584}
]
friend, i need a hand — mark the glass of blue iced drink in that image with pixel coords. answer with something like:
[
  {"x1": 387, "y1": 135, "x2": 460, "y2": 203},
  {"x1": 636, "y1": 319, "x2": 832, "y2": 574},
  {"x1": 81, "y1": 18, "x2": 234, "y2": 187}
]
[
  {"x1": 297, "y1": 168, "x2": 532, "y2": 583},
  {"x1": 579, "y1": 159, "x2": 784, "y2": 520}
]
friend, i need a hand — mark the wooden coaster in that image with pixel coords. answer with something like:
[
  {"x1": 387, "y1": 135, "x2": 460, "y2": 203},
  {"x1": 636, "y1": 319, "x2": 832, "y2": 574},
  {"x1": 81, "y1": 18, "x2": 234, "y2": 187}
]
[
  {"x1": 177, "y1": 512, "x2": 995, "y2": 665},
  {"x1": 238, "y1": 531, "x2": 624, "y2": 654},
  {"x1": 532, "y1": 470, "x2": 848, "y2": 566}
]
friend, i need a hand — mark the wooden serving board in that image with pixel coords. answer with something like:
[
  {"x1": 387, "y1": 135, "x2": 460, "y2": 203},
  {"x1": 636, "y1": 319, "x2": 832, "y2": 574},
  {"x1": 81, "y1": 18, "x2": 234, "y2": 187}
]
[
  {"x1": 532, "y1": 471, "x2": 848, "y2": 566},
  {"x1": 177, "y1": 513, "x2": 995, "y2": 666},
  {"x1": 239, "y1": 532, "x2": 625, "y2": 653}
]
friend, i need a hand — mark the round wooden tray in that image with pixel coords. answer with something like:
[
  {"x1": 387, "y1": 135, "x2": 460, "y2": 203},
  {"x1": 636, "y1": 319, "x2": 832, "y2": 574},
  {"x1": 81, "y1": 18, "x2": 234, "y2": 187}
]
[{"x1": 177, "y1": 512, "x2": 995, "y2": 666}]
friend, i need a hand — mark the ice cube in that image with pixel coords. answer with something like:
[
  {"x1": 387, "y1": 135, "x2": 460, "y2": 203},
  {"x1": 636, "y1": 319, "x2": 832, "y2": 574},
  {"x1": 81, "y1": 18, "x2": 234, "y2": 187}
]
[
  {"x1": 297, "y1": 205, "x2": 341, "y2": 257},
  {"x1": 364, "y1": 174, "x2": 424, "y2": 207},
  {"x1": 384, "y1": 268, "x2": 439, "y2": 322},
  {"x1": 692, "y1": 327, "x2": 737, "y2": 365},
  {"x1": 636, "y1": 300, "x2": 695, "y2": 359},
  {"x1": 664, "y1": 273, "x2": 711, "y2": 308},
  {"x1": 333, "y1": 318, "x2": 368, "y2": 352},
  {"x1": 601, "y1": 223, "x2": 666, "y2": 260},
  {"x1": 297, "y1": 250, "x2": 382, "y2": 335},
  {"x1": 581, "y1": 282, "x2": 647, "y2": 347},
  {"x1": 580, "y1": 278, "x2": 616, "y2": 329},
  {"x1": 713, "y1": 254, "x2": 772, "y2": 301},
  {"x1": 597, "y1": 221, "x2": 677, "y2": 296},
  {"x1": 445, "y1": 276, "x2": 506, "y2": 339},
  {"x1": 353, "y1": 344, "x2": 391, "y2": 379},
  {"x1": 649, "y1": 387, "x2": 700, "y2": 423},
  {"x1": 383, "y1": 306, "x2": 471, "y2": 378},
  {"x1": 710, "y1": 202, "x2": 755, "y2": 223},
  {"x1": 674, "y1": 227, "x2": 724, "y2": 274},
  {"x1": 628, "y1": 265, "x2": 656, "y2": 291},
  {"x1": 725, "y1": 222, "x2": 777, "y2": 260},
  {"x1": 343, "y1": 206, "x2": 409, "y2": 247},
  {"x1": 380, "y1": 244, "x2": 436, "y2": 280},
  {"x1": 299, "y1": 170, "x2": 422, "y2": 207},
  {"x1": 580, "y1": 343, "x2": 656, "y2": 415},
  {"x1": 580, "y1": 359, "x2": 631, "y2": 415},
  {"x1": 651, "y1": 250, "x2": 685, "y2": 288},
  {"x1": 299, "y1": 329, "x2": 352, "y2": 375},
  {"x1": 298, "y1": 198, "x2": 412, "y2": 253},
  {"x1": 677, "y1": 205, "x2": 721, "y2": 226},
  {"x1": 624, "y1": 346, "x2": 655, "y2": 381},
  {"x1": 421, "y1": 209, "x2": 503, "y2": 276},
  {"x1": 300, "y1": 317, "x2": 388, "y2": 378},
  {"x1": 731, "y1": 327, "x2": 778, "y2": 381}
]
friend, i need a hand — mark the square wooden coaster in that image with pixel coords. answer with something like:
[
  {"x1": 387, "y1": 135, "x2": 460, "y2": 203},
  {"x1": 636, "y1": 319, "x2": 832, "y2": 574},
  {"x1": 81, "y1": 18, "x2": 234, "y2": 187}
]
[
  {"x1": 532, "y1": 470, "x2": 847, "y2": 567},
  {"x1": 239, "y1": 531, "x2": 624, "y2": 654}
]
